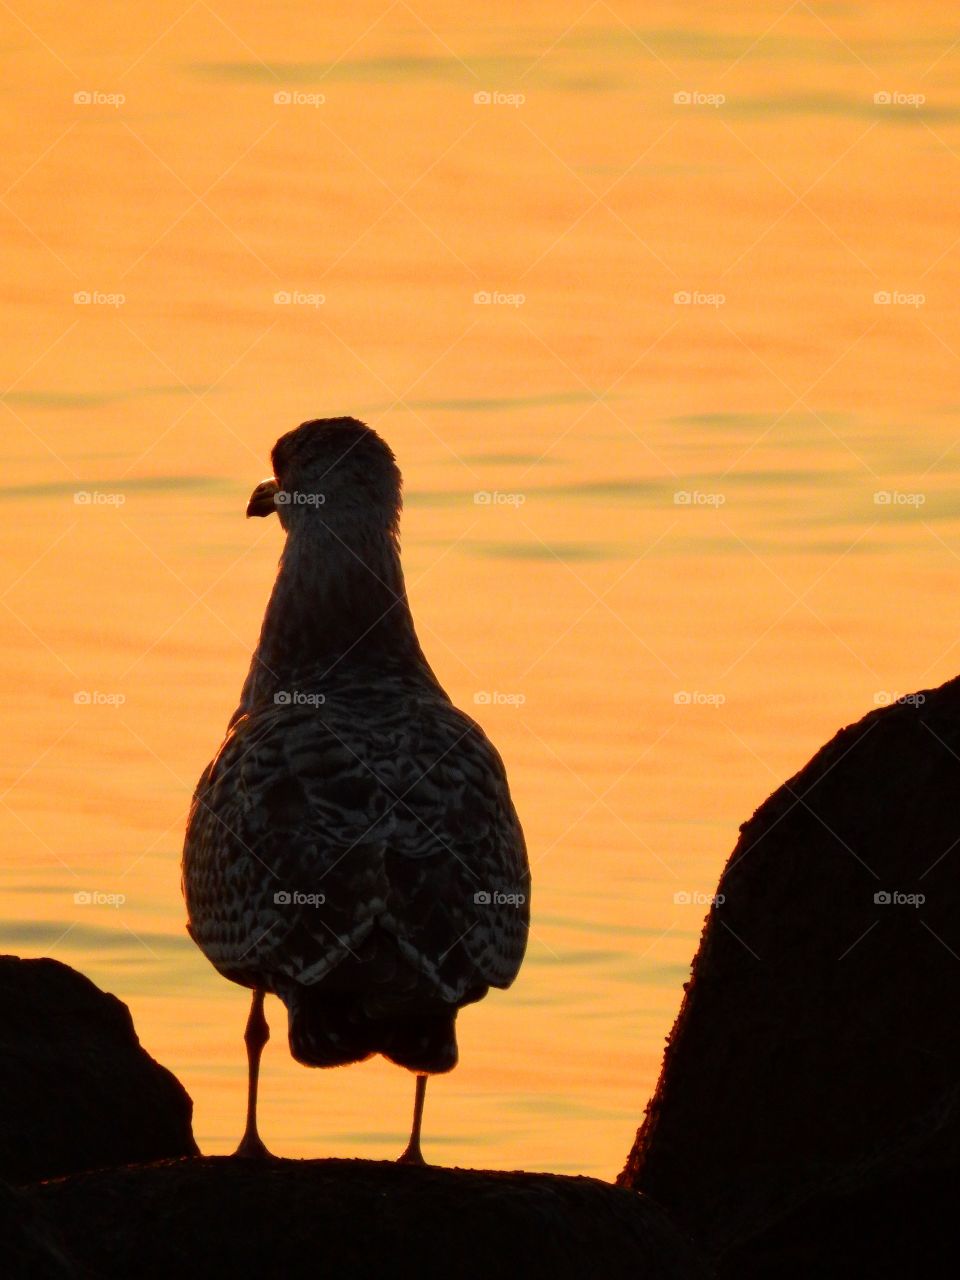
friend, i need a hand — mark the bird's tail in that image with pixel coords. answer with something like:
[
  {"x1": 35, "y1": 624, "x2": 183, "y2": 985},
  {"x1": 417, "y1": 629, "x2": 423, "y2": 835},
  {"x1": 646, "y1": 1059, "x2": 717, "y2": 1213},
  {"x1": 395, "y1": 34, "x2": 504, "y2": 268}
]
[{"x1": 284, "y1": 986, "x2": 459, "y2": 1073}]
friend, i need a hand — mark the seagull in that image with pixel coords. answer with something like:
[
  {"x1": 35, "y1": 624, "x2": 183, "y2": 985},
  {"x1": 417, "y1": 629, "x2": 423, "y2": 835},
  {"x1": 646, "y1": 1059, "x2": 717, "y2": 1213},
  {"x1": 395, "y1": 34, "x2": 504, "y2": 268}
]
[{"x1": 182, "y1": 417, "x2": 530, "y2": 1163}]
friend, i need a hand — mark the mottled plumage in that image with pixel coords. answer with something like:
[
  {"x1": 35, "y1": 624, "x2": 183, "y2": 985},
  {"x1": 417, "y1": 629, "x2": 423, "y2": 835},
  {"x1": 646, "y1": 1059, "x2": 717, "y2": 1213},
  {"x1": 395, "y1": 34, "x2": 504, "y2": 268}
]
[{"x1": 182, "y1": 419, "x2": 529, "y2": 1151}]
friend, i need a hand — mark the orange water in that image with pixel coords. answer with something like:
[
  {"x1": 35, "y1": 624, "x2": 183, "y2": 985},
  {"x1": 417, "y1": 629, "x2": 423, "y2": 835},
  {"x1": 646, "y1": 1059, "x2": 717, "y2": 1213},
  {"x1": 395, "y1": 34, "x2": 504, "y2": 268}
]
[{"x1": 3, "y1": 2, "x2": 960, "y2": 1177}]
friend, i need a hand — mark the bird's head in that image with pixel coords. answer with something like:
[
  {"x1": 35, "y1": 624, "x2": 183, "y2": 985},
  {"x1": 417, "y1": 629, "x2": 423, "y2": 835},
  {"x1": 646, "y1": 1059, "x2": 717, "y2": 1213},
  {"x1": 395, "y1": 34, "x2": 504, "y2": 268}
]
[{"x1": 246, "y1": 417, "x2": 402, "y2": 535}]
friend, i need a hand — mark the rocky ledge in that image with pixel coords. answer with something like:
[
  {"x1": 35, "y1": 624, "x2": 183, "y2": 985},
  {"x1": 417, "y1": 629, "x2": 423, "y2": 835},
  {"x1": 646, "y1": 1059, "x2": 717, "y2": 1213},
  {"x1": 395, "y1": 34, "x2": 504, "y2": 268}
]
[{"x1": 18, "y1": 1156, "x2": 711, "y2": 1280}]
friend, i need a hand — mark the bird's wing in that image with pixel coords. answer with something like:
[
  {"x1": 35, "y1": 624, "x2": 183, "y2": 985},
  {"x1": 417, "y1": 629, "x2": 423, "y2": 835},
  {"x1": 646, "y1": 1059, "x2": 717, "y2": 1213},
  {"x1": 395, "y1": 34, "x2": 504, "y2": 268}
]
[
  {"x1": 377, "y1": 702, "x2": 530, "y2": 994},
  {"x1": 183, "y1": 699, "x2": 529, "y2": 1001},
  {"x1": 183, "y1": 707, "x2": 397, "y2": 988}
]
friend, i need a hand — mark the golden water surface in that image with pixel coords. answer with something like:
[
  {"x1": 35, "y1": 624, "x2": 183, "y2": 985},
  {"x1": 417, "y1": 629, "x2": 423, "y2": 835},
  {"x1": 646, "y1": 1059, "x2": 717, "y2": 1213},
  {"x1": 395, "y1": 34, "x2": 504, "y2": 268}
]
[{"x1": 3, "y1": 2, "x2": 960, "y2": 1177}]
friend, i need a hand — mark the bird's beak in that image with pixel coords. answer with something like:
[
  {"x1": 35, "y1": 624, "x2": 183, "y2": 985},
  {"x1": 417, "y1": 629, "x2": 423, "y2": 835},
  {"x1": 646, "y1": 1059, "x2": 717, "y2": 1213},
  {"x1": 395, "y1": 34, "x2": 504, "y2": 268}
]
[{"x1": 246, "y1": 477, "x2": 280, "y2": 518}]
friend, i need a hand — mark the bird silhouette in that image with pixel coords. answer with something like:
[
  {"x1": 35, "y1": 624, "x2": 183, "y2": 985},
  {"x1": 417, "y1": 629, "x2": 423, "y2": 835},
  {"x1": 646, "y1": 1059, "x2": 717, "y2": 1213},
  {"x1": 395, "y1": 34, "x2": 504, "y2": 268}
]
[{"x1": 182, "y1": 417, "x2": 530, "y2": 1162}]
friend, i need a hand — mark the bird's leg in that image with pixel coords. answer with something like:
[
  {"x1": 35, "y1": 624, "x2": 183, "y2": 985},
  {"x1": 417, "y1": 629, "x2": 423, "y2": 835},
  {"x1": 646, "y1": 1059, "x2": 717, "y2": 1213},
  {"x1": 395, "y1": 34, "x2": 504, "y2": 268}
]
[
  {"x1": 233, "y1": 989, "x2": 274, "y2": 1159},
  {"x1": 397, "y1": 1073, "x2": 428, "y2": 1166}
]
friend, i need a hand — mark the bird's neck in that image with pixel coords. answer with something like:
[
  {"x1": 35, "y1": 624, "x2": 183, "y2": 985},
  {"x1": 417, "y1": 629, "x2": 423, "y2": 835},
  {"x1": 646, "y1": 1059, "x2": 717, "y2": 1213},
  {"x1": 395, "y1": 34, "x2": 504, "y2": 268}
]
[{"x1": 234, "y1": 522, "x2": 436, "y2": 718}]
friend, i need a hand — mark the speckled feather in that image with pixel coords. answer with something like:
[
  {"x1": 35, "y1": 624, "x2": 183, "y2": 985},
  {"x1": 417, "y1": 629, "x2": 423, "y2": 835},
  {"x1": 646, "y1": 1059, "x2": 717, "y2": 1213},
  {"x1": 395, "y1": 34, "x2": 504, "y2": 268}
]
[{"x1": 182, "y1": 419, "x2": 530, "y2": 1073}]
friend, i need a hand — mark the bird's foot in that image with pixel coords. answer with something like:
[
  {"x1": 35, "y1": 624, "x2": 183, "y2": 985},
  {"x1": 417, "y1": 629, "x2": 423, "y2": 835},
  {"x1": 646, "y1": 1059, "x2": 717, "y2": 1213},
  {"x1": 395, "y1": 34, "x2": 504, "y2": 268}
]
[
  {"x1": 232, "y1": 1131, "x2": 276, "y2": 1160},
  {"x1": 396, "y1": 1142, "x2": 426, "y2": 1166}
]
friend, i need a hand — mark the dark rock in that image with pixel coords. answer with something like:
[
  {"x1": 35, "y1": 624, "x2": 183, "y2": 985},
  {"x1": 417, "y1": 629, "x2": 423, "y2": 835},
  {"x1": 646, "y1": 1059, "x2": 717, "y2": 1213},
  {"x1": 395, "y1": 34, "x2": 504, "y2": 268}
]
[
  {"x1": 25, "y1": 1157, "x2": 712, "y2": 1280},
  {"x1": 619, "y1": 676, "x2": 960, "y2": 1269},
  {"x1": 0, "y1": 956, "x2": 198, "y2": 1183},
  {"x1": 723, "y1": 1157, "x2": 960, "y2": 1278},
  {"x1": 0, "y1": 1179, "x2": 78, "y2": 1280}
]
